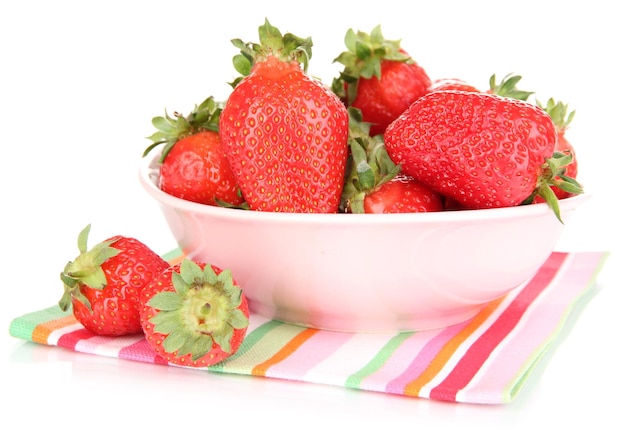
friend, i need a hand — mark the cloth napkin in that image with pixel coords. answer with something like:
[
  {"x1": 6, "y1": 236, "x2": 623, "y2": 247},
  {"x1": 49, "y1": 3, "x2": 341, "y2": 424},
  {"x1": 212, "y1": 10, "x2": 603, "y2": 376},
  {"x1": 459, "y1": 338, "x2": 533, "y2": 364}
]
[{"x1": 9, "y1": 250, "x2": 609, "y2": 404}]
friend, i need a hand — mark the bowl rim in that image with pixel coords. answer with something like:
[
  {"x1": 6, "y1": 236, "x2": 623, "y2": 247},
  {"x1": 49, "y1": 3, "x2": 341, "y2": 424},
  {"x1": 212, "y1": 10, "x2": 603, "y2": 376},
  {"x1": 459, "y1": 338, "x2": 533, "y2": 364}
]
[{"x1": 138, "y1": 151, "x2": 592, "y2": 225}]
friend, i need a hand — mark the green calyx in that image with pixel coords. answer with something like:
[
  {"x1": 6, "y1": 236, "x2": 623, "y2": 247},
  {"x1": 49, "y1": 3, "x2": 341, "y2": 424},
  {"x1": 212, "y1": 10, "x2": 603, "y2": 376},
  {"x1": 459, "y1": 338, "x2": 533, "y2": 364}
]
[
  {"x1": 489, "y1": 73, "x2": 534, "y2": 101},
  {"x1": 522, "y1": 152, "x2": 585, "y2": 223},
  {"x1": 340, "y1": 107, "x2": 401, "y2": 213},
  {"x1": 537, "y1": 98, "x2": 576, "y2": 132},
  {"x1": 148, "y1": 259, "x2": 248, "y2": 360},
  {"x1": 143, "y1": 96, "x2": 223, "y2": 163},
  {"x1": 58, "y1": 224, "x2": 121, "y2": 313},
  {"x1": 229, "y1": 18, "x2": 313, "y2": 87},
  {"x1": 332, "y1": 25, "x2": 412, "y2": 103}
]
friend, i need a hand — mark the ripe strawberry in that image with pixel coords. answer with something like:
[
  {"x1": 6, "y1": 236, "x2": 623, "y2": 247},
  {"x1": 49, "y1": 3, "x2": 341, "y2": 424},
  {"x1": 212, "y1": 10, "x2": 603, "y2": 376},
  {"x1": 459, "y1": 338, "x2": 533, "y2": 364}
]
[
  {"x1": 144, "y1": 97, "x2": 246, "y2": 208},
  {"x1": 430, "y1": 73, "x2": 531, "y2": 98},
  {"x1": 429, "y1": 78, "x2": 480, "y2": 93},
  {"x1": 384, "y1": 90, "x2": 582, "y2": 221},
  {"x1": 363, "y1": 174, "x2": 443, "y2": 213},
  {"x1": 59, "y1": 224, "x2": 169, "y2": 336},
  {"x1": 485, "y1": 74, "x2": 582, "y2": 203},
  {"x1": 534, "y1": 98, "x2": 581, "y2": 201},
  {"x1": 340, "y1": 108, "x2": 442, "y2": 213},
  {"x1": 140, "y1": 259, "x2": 249, "y2": 368},
  {"x1": 219, "y1": 19, "x2": 349, "y2": 213},
  {"x1": 332, "y1": 25, "x2": 431, "y2": 136}
]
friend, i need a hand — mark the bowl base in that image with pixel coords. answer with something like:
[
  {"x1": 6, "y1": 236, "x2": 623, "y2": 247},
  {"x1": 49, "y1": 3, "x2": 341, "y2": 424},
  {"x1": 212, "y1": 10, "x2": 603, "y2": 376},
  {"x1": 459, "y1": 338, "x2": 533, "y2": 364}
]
[{"x1": 249, "y1": 301, "x2": 488, "y2": 334}]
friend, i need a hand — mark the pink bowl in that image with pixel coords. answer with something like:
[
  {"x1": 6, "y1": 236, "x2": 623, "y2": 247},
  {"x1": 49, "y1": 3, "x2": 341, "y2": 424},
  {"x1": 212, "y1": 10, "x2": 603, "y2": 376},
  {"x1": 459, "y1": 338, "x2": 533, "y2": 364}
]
[{"x1": 139, "y1": 153, "x2": 591, "y2": 333}]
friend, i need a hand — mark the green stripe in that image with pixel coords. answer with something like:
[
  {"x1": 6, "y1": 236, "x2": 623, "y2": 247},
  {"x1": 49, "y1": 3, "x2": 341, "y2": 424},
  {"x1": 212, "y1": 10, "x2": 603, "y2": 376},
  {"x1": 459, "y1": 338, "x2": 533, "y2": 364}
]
[
  {"x1": 208, "y1": 319, "x2": 285, "y2": 372},
  {"x1": 8, "y1": 306, "x2": 71, "y2": 342},
  {"x1": 161, "y1": 248, "x2": 183, "y2": 262},
  {"x1": 345, "y1": 331, "x2": 414, "y2": 389}
]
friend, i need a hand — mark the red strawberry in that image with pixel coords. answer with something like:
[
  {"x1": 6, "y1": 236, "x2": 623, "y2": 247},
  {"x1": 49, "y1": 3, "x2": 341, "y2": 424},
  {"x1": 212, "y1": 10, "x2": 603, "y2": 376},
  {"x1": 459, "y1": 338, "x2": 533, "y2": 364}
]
[
  {"x1": 219, "y1": 19, "x2": 349, "y2": 213},
  {"x1": 140, "y1": 259, "x2": 249, "y2": 367},
  {"x1": 332, "y1": 25, "x2": 431, "y2": 136},
  {"x1": 429, "y1": 78, "x2": 480, "y2": 93},
  {"x1": 340, "y1": 108, "x2": 442, "y2": 213},
  {"x1": 384, "y1": 90, "x2": 582, "y2": 221},
  {"x1": 144, "y1": 97, "x2": 246, "y2": 208},
  {"x1": 363, "y1": 174, "x2": 443, "y2": 213},
  {"x1": 59, "y1": 224, "x2": 169, "y2": 336},
  {"x1": 534, "y1": 98, "x2": 581, "y2": 201}
]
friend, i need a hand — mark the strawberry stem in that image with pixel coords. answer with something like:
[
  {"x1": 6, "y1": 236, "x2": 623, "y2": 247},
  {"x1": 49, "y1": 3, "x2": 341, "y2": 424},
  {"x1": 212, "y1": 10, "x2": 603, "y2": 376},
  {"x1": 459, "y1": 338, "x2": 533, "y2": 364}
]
[
  {"x1": 229, "y1": 18, "x2": 313, "y2": 87},
  {"x1": 332, "y1": 25, "x2": 412, "y2": 104},
  {"x1": 489, "y1": 73, "x2": 534, "y2": 101},
  {"x1": 522, "y1": 151, "x2": 584, "y2": 223},
  {"x1": 144, "y1": 96, "x2": 222, "y2": 162},
  {"x1": 340, "y1": 108, "x2": 401, "y2": 213},
  {"x1": 58, "y1": 224, "x2": 121, "y2": 312}
]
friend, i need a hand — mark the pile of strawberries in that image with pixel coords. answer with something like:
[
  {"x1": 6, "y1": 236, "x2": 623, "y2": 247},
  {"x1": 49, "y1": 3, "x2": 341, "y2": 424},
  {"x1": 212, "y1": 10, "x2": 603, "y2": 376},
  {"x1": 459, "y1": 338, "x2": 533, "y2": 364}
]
[
  {"x1": 144, "y1": 19, "x2": 583, "y2": 221},
  {"x1": 59, "y1": 225, "x2": 249, "y2": 367},
  {"x1": 59, "y1": 20, "x2": 584, "y2": 368}
]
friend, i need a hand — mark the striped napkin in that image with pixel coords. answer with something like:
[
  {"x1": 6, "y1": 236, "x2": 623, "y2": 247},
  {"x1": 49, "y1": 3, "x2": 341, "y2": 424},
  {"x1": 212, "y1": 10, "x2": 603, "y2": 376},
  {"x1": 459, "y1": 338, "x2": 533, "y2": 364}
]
[{"x1": 9, "y1": 250, "x2": 608, "y2": 404}]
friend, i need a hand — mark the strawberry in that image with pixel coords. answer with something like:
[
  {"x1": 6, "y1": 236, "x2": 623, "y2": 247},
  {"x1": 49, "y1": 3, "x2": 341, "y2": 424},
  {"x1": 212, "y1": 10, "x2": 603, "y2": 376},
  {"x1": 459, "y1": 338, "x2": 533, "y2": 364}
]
[
  {"x1": 144, "y1": 97, "x2": 246, "y2": 208},
  {"x1": 429, "y1": 73, "x2": 531, "y2": 98},
  {"x1": 219, "y1": 19, "x2": 349, "y2": 213},
  {"x1": 486, "y1": 75, "x2": 582, "y2": 203},
  {"x1": 428, "y1": 78, "x2": 480, "y2": 93},
  {"x1": 363, "y1": 174, "x2": 443, "y2": 214},
  {"x1": 332, "y1": 25, "x2": 431, "y2": 136},
  {"x1": 384, "y1": 90, "x2": 582, "y2": 221},
  {"x1": 59, "y1": 224, "x2": 169, "y2": 336},
  {"x1": 340, "y1": 108, "x2": 442, "y2": 213},
  {"x1": 140, "y1": 259, "x2": 249, "y2": 368},
  {"x1": 534, "y1": 98, "x2": 581, "y2": 201}
]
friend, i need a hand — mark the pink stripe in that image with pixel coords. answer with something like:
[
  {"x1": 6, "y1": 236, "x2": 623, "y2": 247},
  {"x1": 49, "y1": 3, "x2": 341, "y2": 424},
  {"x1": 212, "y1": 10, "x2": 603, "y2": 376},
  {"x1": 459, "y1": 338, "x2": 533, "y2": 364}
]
[
  {"x1": 119, "y1": 338, "x2": 168, "y2": 365},
  {"x1": 385, "y1": 322, "x2": 467, "y2": 394},
  {"x1": 459, "y1": 252, "x2": 604, "y2": 402},
  {"x1": 428, "y1": 252, "x2": 567, "y2": 401},
  {"x1": 263, "y1": 330, "x2": 354, "y2": 379},
  {"x1": 358, "y1": 327, "x2": 449, "y2": 392}
]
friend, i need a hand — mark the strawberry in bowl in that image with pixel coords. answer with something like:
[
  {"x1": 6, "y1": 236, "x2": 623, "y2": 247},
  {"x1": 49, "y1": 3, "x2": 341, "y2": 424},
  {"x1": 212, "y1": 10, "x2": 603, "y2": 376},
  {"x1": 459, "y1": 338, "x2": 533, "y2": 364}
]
[{"x1": 138, "y1": 20, "x2": 588, "y2": 333}]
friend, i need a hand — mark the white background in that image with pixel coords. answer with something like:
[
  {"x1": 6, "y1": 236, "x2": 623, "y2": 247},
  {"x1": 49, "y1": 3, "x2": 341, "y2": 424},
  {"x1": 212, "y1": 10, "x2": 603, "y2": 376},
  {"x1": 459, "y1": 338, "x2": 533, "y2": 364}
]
[{"x1": 1, "y1": 1, "x2": 623, "y2": 429}]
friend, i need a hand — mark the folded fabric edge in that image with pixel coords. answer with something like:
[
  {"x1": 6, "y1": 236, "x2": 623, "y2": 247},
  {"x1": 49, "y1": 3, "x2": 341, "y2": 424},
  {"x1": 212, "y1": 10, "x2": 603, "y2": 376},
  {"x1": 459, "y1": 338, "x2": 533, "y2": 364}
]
[
  {"x1": 503, "y1": 251, "x2": 610, "y2": 403},
  {"x1": 6, "y1": 250, "x2": 611, "y2": 407}
]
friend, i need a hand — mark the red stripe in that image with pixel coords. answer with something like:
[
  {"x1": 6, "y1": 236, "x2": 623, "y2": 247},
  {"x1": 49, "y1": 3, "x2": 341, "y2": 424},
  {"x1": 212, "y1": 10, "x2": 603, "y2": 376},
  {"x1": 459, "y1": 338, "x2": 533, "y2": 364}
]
[
  {"x1": 429, "y1": 252, "x2": 567, "y2": 401},
  {"x1": 57, "y1": 328, "x2": 97, "y2": 350}
]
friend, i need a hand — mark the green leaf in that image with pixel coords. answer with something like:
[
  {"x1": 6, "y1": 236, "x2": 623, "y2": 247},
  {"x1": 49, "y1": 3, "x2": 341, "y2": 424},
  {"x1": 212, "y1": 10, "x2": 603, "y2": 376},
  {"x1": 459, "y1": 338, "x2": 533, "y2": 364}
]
[
  {"x1": 79, "y1": 267, "x2": 108, "y2": 290},
  {"x1": 203, "y1": 264, "x2": 219, "y2": 285},
  {"x1": 147, "y1": 291, "x2": 183, "y2": 311},
  {"x1": 152, "y1": 312, "x2": 183, "y2": 335},
  {"x1": 77, "y1": 224, "x2": 91, "y2": 253},
  {"x1": 538, "y1": 186, "x2": 563, "y2": 224},
  {"x1": 228, "y1": 309, "x2": 249, "y2": 330},
  {"x1": 151, "y1": 115, "x2": 176, "y2": 133},
  {"x1": 212, "y1": 327, "x2": 234, "y2": 354},
  {"x1": 180, "y1": 259, "x2": 204, "y2": 285},
  {"x1": 162, "y1": 329, "x2": 187, "y2": 353},
  {"x1": 190, "y1": 335, "x2": 213, "y2": 361},
  {"x1": 232, "y1": 53, "x2": 252, "y2": 77},
  {"x1": 171, "y1": 271, "x2": 189, "y2": 296}
]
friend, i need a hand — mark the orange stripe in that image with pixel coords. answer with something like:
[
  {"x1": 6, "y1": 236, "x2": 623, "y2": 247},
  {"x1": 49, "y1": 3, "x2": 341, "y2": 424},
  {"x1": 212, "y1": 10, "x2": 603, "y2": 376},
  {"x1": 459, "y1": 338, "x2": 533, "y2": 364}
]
[
  {"x1": 251, "y1": 328, "x2": 319, "y2": 376},
  {"x1": 404, "y1": 296, "x2": 505, "y2": 396},
  {"x1": 31, "y1": 315, "x2": 78, "y2": 344}
]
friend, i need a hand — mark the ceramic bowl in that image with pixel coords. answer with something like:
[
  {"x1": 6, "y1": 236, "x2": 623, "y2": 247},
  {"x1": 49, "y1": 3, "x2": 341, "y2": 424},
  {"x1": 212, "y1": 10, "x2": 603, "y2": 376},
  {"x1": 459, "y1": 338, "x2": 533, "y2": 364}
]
[{"x1": 139, "y1": 153, "x2": 590, "y2": 333}]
